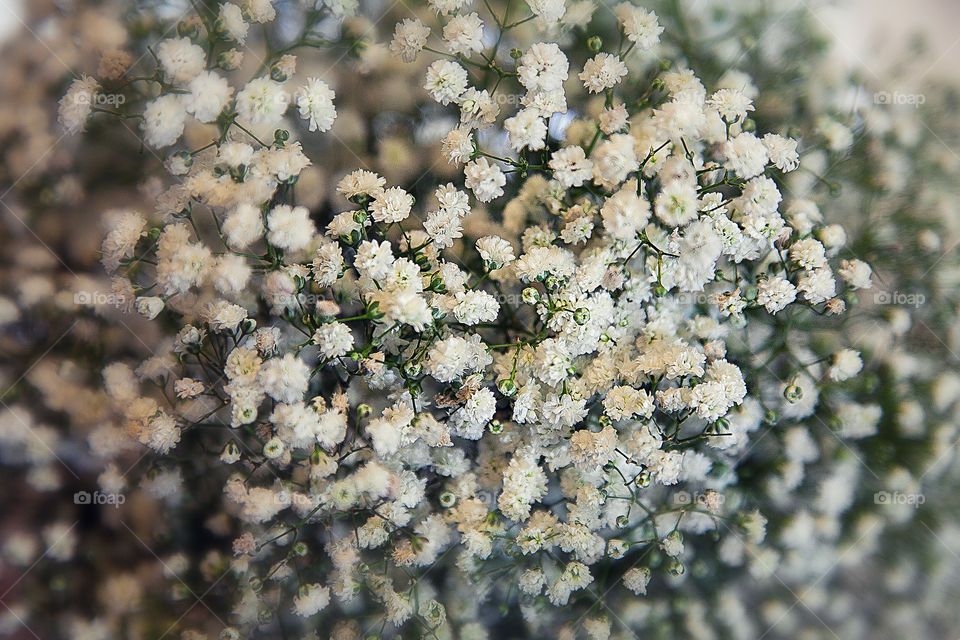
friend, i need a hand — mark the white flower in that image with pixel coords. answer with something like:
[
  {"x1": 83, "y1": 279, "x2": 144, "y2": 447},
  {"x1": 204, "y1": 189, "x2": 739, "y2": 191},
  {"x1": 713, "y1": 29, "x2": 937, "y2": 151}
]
[
  {"x1": 549, "y1": 146, "x2": 593, "y2": 188},
  {"x1": 829, "y1": 349, "x2": 862, "y2": 382},
  {"x1": 623, "y1": 567, "x2": 651, "y2": 595},
  {"x1": 655, "y1": 180, "x2": 698, "y2": 227},
  {"x1": 591, "y1": 133, "x2": 639, "y2": 187},
  {"x1": 762, "y1": 133, "x2": 800, "y2": 172},
  {"x1": 337, "y1": 169, "x2": 386, "y2": 199},
  {"x1": 453, "y1": 290, "x2": 499, "y2": 325},
  {"x1": 295, "y1": 77, "x2": 337, "y2": 132},
  {"x1": 443, "y1": 12, "x2": 484, "y2": 56},
  {"x1": 517, "y1": 43, "x2": 568, "y2": 93},
  {"x1": 707, "y1": 88, "x2": 753, "y2": 122},
  {"x1": 464, "y1": 157, "x2": 506, "y2": 202},
  {"x1": 424, "y1": 207, "x2": 463, "y2": 249},
  {"x1": 312, "y1": 241, "x2": 344, "y2": 287},
  {"x1": 313, "y1": 323, "x2": 354, "y2": 359},
  {"x1": 790, "y1": 238, "x2": 827, "y2": 270},
  {"x1": 527, "y1": 0, "x2": 565, "y2": 21},
  {"x1": 797, "y1": 268, "x2": 836, "y2": 304},
  {"x1": 260, "y1": 354, "x2": 311, "y2": 403},
  {"x1": 246, "y1": 0, "x2": 276, "y2": 22},
  {"x1": 268, "y1": 205, "x2": 316, "y2": 252},
  {"x1": 504, "y1": 108, "x2": 547, "y2": 151},
  {"x1": 184, "y1": 71, "x2": 233, "y2": 123},
  {"x1": 838, "y1": 258, "x2": 873, "y2": 290},
  {"x1": 58, "y1": 75, "x2": 99, "y2": 134},
  {"x1": 476, "y1": 236, "x2": 515, "y2": 269},
  {"x1": 390, "y1": 18, "x2": 430, "y2": 63},
  {"x1": 424, "y1": 60, "x2": 468, "y2": 106},
  {"x1": 156, "y1": 37, "x2": 205, "y2": 85},
  {"x1": 757, "y1": 276, "x2": 797, "y2": 314},
  {"x1": 136, "y1": 297, "x2": 164, "y2": 320},
  {"x1": 218, "y1": 3, "x2": 248, "y2": 43},
  {"x1": 370, "y1": 187, "x2": 414, "y2": 224},
  {"x1": 143, "y1": 95, "x2": 186, "y2": 148},
  {"x1": 459, "y1": 88, "x2": 499, "y2": 129},
  {"x1": 223, "y1": 203, "x2": 264, "y2": 249},
  {"x1": 292, "y1": 584, "x2": 330, "y2": 617},
  {"x1": 236, "y1": 77, "x2": 289, "y2": 124},
  {"x1": 442, "y1": 126, "x2": 474, "y2": 164},
  {"x1": 579, "y1": 53, "x2": 628, "y2": 93},
  {"x1": 323, "y1": 0, "x2": 358, "y2": 18},
  {"x1": 101, "y1": 211, "x2": 147, "y2": 272},
  {"x1": 355, "y1": 240, "x2": 395, "y2": 280},
  {"x1": 615, "y1": 4, "x2": 662, "y2": 49},
  {"x1": 723, "y1": 133, "x2": 769, "y2": 179},
  {"x1": 601, "y1": 181, "x2": 650, "y2": 239}
]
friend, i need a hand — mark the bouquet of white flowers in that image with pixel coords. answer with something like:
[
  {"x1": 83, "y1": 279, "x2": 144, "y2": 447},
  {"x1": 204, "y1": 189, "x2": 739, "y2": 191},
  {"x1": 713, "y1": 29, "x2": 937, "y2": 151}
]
[{"x1": 1, "y1": 0, "x2": 959, "y2": 638}]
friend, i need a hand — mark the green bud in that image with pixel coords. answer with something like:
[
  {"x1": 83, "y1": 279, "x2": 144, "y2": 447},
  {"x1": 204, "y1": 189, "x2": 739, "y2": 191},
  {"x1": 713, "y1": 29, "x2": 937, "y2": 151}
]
[
  {"x1": 587, "y1": 36, "x2": 602, "y2": 53},
  {"x1": 573, "y1": 307, "x2": 590, "y2": 325},
  {"x1": 262, "y1": 438, "x2": 284, "y2": 459},
  {"x1": 544, "y1": 275, "x2": 560, "y2": 290},
  {"x1": 429, "y1": 273, "x2": 447, "y2": 293},
  {"x1": 273, "y1": 129, "x2": 290, "y2": 145},
  {"x1": 488, "y1": 419, "x2": 503, "y2": 434},
  {"x1": 616, "y1": 514, "x2": 629, "y2": 528},
  {"x1": 522, "y1": 287, "x2": 540, "y2": 305},
  {"x1": 353, "y1": 210, "x2": 367, "y2": 224},
  {"x1": 357, "y1": 403, "x2": 372, "y2": 419},
  {"x1": 636, "y1": 470, "x2": 652, "y2": 488},
  {"x1": 366, "y1": 300, "x2": 385, "y2": 320},
  {"x1": 497, "y1": 377, "x2": 518, "y2": 397},
  {"x1": 509, "y1": 48, "x2": 523, "y2": 59},
  {"x1": 439, "y1": 491, "x2": 457, "y2": 508},
  {"x1": 403, "y1": 361, "x2": 422, "y2": 378},
  {"x1": 655, "y1": 284, "x2": 668, "y2": 297},
  {"x1": 292, "y1": 542, "x2": 308, "y2": 557},
  {"x1": 667, "y1": 559, "x2": 686, "y2": 576},
  {"x1": 221, "y1": 441, "x2": 240, "y2": 461},
  {"x1": 177, "y1": 19, "x2": 198, "y2": 38},
  {"x1": 763, "y1": 409, "x2": 779, "y2": 425},
  {"x1": 783, "y1": 384, "x2": 803, "y2": 403}
]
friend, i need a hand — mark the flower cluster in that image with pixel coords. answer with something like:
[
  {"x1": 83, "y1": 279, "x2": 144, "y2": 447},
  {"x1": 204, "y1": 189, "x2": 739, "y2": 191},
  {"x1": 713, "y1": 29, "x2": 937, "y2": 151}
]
[{"x1": 1, "y1": 0, "x2": 959, "y2": 638}]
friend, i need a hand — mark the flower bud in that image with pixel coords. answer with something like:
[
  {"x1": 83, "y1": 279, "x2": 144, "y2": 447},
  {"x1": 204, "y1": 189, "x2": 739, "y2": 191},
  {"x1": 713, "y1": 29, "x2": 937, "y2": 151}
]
[
  {"x1": 521, "y1": 287, "x2": 540, "y2": 305},
  {"x1": 783, "y1": 384, "x2": 803, "y2": 403},
  {"x1": 263, "y1": 437, "x2": 285, "y2": 459},
  {"x1": 497, "y1": 377, "x2": 518, "y2": 397},
  {"x1": 439, "y1": 491, "x2": 457, "y2": 508}
]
